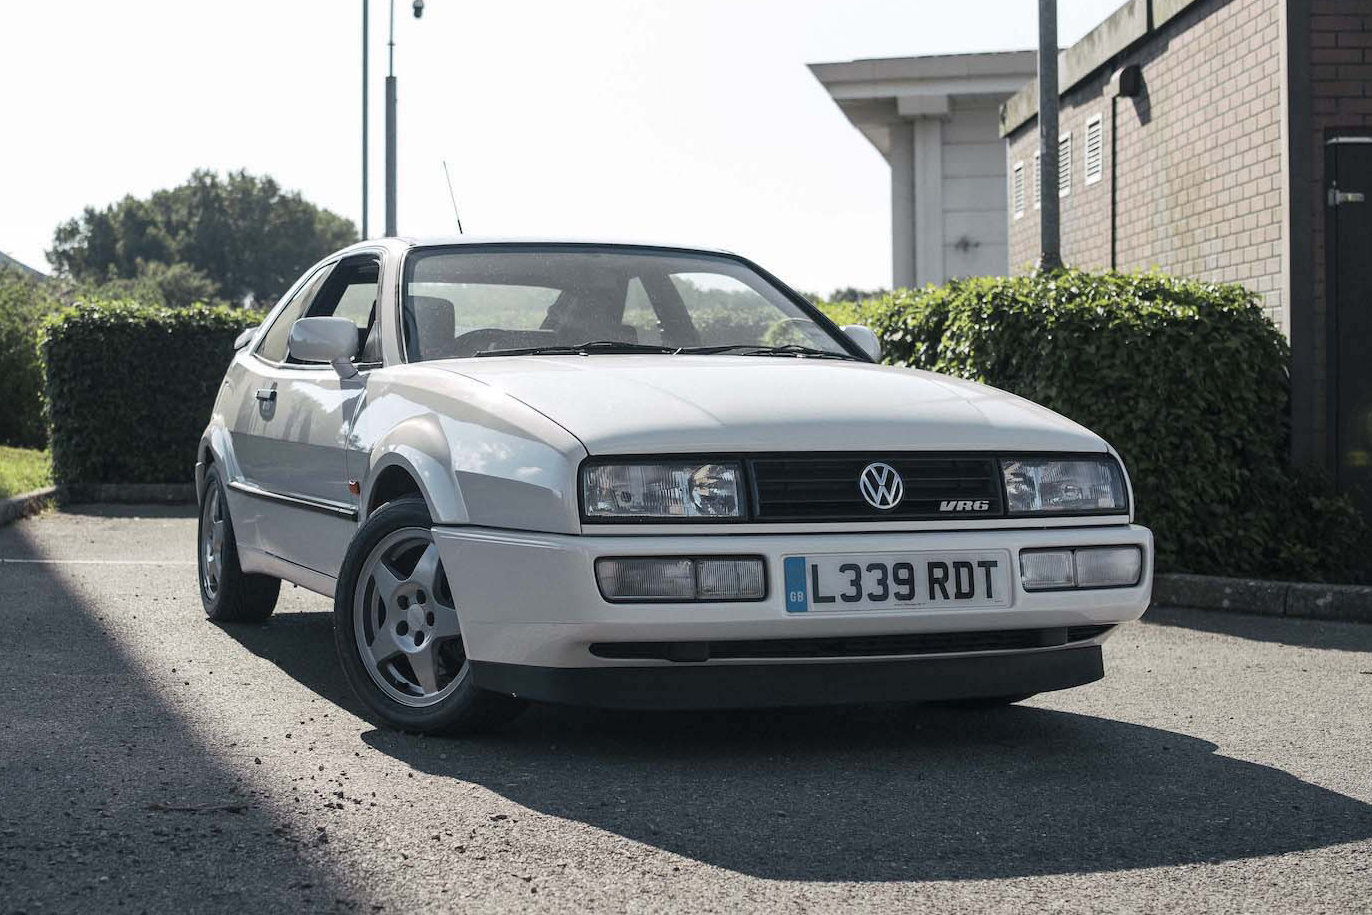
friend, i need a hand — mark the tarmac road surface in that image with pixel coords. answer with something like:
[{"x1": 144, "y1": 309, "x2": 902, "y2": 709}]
[{"x1": 2, "y1": 505, "x2": 1371, "y2": 913}]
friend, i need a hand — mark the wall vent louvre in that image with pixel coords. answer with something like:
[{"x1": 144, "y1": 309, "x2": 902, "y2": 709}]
[
  {"x1": 1012, "y1": 162, "x2": 1026, "y2": 218},
  {"x1": 1085, "y1": 115, "x2": 1104, "y2": 185},
  {"x1": 1059, "y1": 133, "x2": 1073, "y2": 197}
]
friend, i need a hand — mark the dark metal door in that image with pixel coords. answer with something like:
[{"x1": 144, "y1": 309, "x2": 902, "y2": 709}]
[{"x1": 1330, "y1": 139, "x2": 1372, "y2": 518}]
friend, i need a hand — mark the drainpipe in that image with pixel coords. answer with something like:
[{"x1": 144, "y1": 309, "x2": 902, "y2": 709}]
[{"x1": 1109, "y1": 66, "x2": 1143, "y2": 272}]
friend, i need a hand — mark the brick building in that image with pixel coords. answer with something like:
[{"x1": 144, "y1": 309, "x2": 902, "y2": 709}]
[{"x1": 1002, "y1": 0, "x2": 1372, "y2": 517}]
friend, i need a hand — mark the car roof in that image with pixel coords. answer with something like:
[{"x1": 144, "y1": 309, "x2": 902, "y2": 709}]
[{"x1": 349, "y1": 235, "x2": 740, "y2": 258}]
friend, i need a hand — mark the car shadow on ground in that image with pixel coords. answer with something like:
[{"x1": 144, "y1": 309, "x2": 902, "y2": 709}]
[
  {"x1": 225, "y1": 608, "x2": 1372, "y2": 884},
  {"x1": 1145, "y1": 604, "x2": 1372, "y2": 653},
  {"x1": 49, "y1": 502, "x2": 198, "y2": 519}
]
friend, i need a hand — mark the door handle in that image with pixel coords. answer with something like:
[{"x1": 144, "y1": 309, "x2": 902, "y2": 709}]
[
  {"x1": 255, "y1": 388, "x2": 277, "y2": 403},
  {"x1": 1329, "y1": 188, "x2": 1366, "y2": 206}
]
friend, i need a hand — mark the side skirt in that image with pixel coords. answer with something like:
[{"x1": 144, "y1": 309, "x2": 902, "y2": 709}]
[{"x1": 239, "y1": 546, "x2": 337, "y2": 598}]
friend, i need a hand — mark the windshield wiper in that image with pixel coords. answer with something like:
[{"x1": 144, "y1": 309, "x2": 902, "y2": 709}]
[
  {"x1": 678, "y1": 343, "x2": 861, "y2": 361},
  {"x1": 474, "y1": 340, "x2": 862, "y2": 360},
  {"x1": 474, "y1": 340, "x2": 682, "y2": 357}
]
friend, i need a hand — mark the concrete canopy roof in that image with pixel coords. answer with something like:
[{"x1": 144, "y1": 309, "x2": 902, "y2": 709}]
[{"x1": 808, "y1": 50, "x2": 1037, "y2": 160}]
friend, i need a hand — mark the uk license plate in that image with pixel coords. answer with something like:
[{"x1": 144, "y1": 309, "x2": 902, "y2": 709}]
[{"x1": 783, "y1": 551, "x2": 1013, "y2": 613}]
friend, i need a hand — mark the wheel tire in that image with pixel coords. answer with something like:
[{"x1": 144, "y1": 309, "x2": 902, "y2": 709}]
[
  {"x1": 929, "y1": 693, "x2": 1036, "y2": 709},
  {"x1": 198, "y1": 465, "x2": 281, "y2": 623},
  {"x1": 333, "y1": 497, "x2": 526, "y2": 735}
]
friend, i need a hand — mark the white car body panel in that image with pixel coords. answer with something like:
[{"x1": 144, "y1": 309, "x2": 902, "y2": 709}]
[
  {"x1": 197, "y1": 237, "x2": 1153, "y2": 707},
  {"x1": 424, "y1": 355, "x2": 1105, "y2": 456},
  {"x1": 431, "y1": 523, "x2": 1154, "y2": 668}
]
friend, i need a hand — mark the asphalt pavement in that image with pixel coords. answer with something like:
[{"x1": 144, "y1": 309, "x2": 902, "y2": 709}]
[{"x1": 2, "y1": 505, "x2": 1371, "y2": 914}]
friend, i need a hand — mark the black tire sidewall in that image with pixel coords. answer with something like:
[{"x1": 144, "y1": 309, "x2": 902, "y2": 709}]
[
  {"x1": 198, "y1": 466, "x2": 239, "y2": 616},
  {"x1": 198, "y1": 465, "x2": 279, "y2": 623}
]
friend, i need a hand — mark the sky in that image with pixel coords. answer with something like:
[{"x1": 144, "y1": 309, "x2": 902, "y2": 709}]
[{"x1": 1, "y1": 0, "x2": 1123, "y2": 295}]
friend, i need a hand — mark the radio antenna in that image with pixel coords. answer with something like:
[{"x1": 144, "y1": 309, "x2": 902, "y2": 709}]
[{"x1": 441, "y1": 160, "x2": 464, "y2": 234}]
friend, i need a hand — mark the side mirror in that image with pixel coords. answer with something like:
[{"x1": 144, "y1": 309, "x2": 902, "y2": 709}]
[
  {"x1": 233, "y1": 325, "x2": 260, "y2": 350},
  {"x1": 841, "y1": 324, "x2": 881, "y2": 362},
  {"x1": 288, "y1": 316, "x2": 360, "y2": 378}
]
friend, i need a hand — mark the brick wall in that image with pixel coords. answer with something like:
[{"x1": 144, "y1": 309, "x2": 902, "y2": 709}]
[
  {"x1": 1309, "y1": 0, "x2": 1372, "y2": 465},
  {"x1": 1006, "y1": 0, "x2": 1287, "y2": 331}
]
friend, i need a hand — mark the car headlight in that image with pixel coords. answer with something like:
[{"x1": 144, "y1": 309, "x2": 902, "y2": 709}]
[
  {"x1": 582, "y1": 461, "x2": 743, "y2": 519},
  {"x1": 1000, "y1": 457, "x2": 1127, "y2": 514}
]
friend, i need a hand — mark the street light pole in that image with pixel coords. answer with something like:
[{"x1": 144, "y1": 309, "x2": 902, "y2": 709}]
[
  {"x1": 1037, "y1": 0, "x2": 1063, "y2": 270},
  {"x1": 382, "y1": 0, "x2": 425, "y2": 237},
  {"x1": 385, "y1": 0, "x2": 398, "y2": 236},
  {"x1": 362, "y1": 0, "x2": 369, "y2": 239}
]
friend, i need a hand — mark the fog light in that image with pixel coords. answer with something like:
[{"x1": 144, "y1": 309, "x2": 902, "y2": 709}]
[
  {"x1": 1020, "y1": 550, "x2": 1075, "y2": 591},
  {"x1": 1075, "y1": 546, "x2": 1142, "y2": 588},
  {"x1": 595, "y1": 557, "x2": 766, "y2": 602},
  {"x1": 596, "y1": 558, "x2": 695, "y2": 600}
]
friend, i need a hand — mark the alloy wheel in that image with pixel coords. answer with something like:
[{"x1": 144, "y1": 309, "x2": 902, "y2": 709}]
[
  {"x1": 353, "y1": 528, "x2": 467, "y2": 708},
  {"x1": 200, "y1": 486, "x2": 225, "y2": 600}
]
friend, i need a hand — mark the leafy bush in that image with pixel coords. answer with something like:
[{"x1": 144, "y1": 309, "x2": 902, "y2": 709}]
[
  {"x1": 41, "y1": 300, "x2": 258, "y2": 487},
  {"x1": 867, "y1": 270, "x2": 1369, "y2": 582},
  {"x1": 82, "y1": 260, "x2": 227, "y2": 310},
  {"x1": 0, "y1": 268, "x2": 56, "y2": 448}
]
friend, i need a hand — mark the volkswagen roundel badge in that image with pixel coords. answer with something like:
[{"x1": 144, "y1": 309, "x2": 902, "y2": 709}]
[{"x1": 858, "y1": 462, "x2": 903, "y2": 510}]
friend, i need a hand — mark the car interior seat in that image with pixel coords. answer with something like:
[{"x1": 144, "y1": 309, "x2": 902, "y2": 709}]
[{"x1": 403, "y1": 295, "x2": 458, "y2": 360}]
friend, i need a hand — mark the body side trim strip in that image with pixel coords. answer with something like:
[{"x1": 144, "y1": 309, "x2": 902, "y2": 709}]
[{"x1": 228, "y1": 480, "x2": 359, "y2": 520}]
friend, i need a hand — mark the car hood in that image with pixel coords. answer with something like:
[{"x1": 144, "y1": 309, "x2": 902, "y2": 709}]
[{"x1": 427, "y1": 355, "x2": 1107, "y2": 455}]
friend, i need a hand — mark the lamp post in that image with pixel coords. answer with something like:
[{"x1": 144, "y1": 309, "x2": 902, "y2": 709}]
[
  {"x1": 1037, "y1": 0, "x2": 1062, "y2": 270},
  {"x1": 361, "y1": 0, "x2": 369, "y2": 239},
  {"x1": 383, "y1": 0, "x2": 426, "y2": 237}
]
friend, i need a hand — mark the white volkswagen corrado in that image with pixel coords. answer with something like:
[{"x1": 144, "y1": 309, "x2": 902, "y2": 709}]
[{"x1": 197, "y1": 238, "x2": 1153, "y2": 734}]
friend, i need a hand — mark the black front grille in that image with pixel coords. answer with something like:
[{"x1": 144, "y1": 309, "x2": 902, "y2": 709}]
[
  {"x1": 749, "y1": 453, "x2": 1002, "y2": 522},
  {"x1": 590, "y1": 625, "x2": 1104, "y2": 662}
]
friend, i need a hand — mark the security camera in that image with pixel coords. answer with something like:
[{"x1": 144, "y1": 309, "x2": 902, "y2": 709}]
[{"x1": 412, "y1": 0, "x2": 424, "y2": 18}]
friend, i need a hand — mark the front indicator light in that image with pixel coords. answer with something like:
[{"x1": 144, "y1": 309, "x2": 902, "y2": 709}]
[
  {"x1": 1075, "y1": 546, "x2": 1143, "y2": 588},
  {"x1": 1021, "y1": 546, "x2": 1143, "y2": 591},
  {"x1": 595, "y1": 557, "x2": 766, "y2": 602}
]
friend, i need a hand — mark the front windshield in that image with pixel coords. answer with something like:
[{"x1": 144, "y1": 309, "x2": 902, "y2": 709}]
[{"x1": 401, "y1": 246, "x2": 855, "y2": 361}]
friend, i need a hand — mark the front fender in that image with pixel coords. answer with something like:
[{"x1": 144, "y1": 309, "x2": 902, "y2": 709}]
[{"x1": 364, "y1": 416, "x2": 469, "y2": 524}]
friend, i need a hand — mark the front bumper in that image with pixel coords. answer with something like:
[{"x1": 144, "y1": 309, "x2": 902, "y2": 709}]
[
  {"x1": 432, "y1": 523, "x2": 1151, "y2": 677},
  {"x1": 470, "y1": 644, "x2": 1104, "y2": 709}
]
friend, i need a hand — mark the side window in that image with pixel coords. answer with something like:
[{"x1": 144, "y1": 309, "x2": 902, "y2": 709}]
[
  {"x1": 301, "y1": 256, "x2": 381, "y2": 365},
  {"x1": 306, "y1": 257, "x2": 380, "y2": 328},
  {"x1": 255, "y1": 265, "x2": 332, "y2": 364}
]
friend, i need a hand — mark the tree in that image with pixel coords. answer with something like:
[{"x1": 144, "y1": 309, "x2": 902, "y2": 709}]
[
  {"x1": 48, "y1": 169, "x2": 357, "y2": 305},
  {"x1": 0, "y1": 267, "x2": 56, "y2": 447},
  {"x1": 80, "y1": 260, "x2": 225, "y2": 310}
]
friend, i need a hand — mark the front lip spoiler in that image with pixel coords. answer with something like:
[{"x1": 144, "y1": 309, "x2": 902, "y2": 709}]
[{"x1": 469, "y1": 644, "x2": 1104, "y2": 710}]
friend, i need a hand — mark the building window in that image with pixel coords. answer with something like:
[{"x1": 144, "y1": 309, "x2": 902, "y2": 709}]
[
  {"x1": 1033, "y1": 150, "x2": 1042, "y2": 209},
  {"x1": 1085, "y1": 115, "x2": 1104, "y2": 185},
  {"x1": 1012, "y1": 161, "x2": 1026, "y2": 218},
  {"x1": 1059, "y1": 133, "x2": 1072, "y2": 197}
]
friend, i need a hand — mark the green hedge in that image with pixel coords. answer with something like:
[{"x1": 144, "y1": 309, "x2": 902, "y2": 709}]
[
  {"x1": 0, "y1": 268, "x2": 54, "y2": 448},
  {"x1": 866, "y1": 270, "x2": 1368, "y2": 582},
  {"x1": 41, "y1": 300, "x2": 258, "y2": 487}
]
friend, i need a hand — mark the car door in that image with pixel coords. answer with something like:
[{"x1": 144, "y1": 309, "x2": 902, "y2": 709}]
[{"x1": 235, "y1": 253, "x2": 383, "y2": 577}]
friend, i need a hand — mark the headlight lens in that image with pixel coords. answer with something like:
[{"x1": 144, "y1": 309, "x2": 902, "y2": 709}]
[
  {"x1": 582, "y1": 462, "x2": 743, "y2": 519},
  {"x1": 1001, "y1": 458, "x2": 1127, "y2": 514}
]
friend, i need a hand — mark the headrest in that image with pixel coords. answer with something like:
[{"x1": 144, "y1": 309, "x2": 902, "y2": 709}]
[{"x1": 410, "y1": 295, "x2": 456, "y2": 358}]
